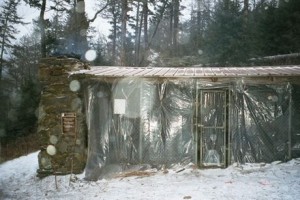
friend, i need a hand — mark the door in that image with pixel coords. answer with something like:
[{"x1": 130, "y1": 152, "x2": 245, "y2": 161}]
[{"x1": 197, "y1": 90, "x2": 229, "y2": 168}]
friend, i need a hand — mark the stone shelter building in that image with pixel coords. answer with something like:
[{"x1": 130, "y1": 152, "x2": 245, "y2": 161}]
[{"x1": 37, "y1": 57, "x2": 300, "y2": 180}]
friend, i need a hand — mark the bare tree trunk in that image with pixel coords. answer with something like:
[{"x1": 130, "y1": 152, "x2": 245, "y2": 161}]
[
  {"x1": 40, "y1": 0, "x2": 47, "y2": 58},
  {"x1": 110, "y1": 0, "x2": 118, "y2": 65},
  {"x1": 75, "y1": 0, "x2": 89, "y2": 58},
  {"x1": 112, "y1": 20, "x2": 117, "y2": 65},
  {"x1": 137, "y1": 14, "x2": 143, "y2": 66},
  {"x1": 143, "y1": 0, "x2": 149, "y2": 51},
  {"x1": 134, "y1": 2, "x2": 141, "y2": 66},
  {"x1": 169, "y1": 2, "x2": 174, "y2": 49},
  {"x1": 139, "y1": 0, "x2": 168, "y2": 66},
  {"x1": 252, "y1": 0, "x2": 256, "y2": 8},
  {"x1": 243, "y1": 0, "x2": 249, "y2": 16},
  {"x1": 120, "y1": 0, "x2": 128, "y2": 66},
  {"x1": 0, "y1": 18, "x2": 7, "y2": 81},
  {"x1": 243, "y1": 0, "x2": 249, "y2": 31},
  {"x1": 172, "y1": 0, "x2": 179, "y2": 55},
  {"x1": 224, "y1": 0, "x2": 230, "y2": 10},
  {"x1": 195, "y1": 0, "x2": 202, "y2": 51}
]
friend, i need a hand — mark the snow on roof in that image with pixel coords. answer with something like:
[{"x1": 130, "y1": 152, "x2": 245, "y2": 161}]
[{"x1": 71, "y1": 65, "x2": 300, "y2": 78}]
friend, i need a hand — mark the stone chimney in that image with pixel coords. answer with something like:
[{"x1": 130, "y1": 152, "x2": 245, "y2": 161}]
[{"x1": 37, "y1": 57, "x2": 88, "y2": 177}]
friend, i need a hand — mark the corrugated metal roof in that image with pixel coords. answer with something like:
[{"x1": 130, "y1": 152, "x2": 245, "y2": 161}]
[{"x1": 72, "y1": 65, "x2": 300, "y2": 78}]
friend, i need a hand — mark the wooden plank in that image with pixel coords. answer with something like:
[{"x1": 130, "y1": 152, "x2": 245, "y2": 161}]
[
  {"x1": 227, "y1": 67, "x2": 240, "y2": 76},
  {"x1": 211, "y1": 67, "x2": 225, "y2": 76},
  {"x1": 201, "y1": 68, "x2": 215, "y2": 76},
  {"x1": 195, "y1": 68, "x2": 205, "y2": 76},
  {"x1": 231, "y1": 67, "x2": 248, "y2": 76},
  {"x1": 147, "y1": 68, "x2": 164, "y2": 76},
  {"x1": 133, "y1": 68, "x2": 154, "y2": 76},
  {"x1": 164, "y1": 68, "x2": 178, "y2": 77},
  {"x1": 85, "y1": 67, "x2": 113, "y2": 75},
  {"x1": 264, "y1": 67, "x2": 285, "y2": 75},
  {"x1": 155, "y1": 68, "x2": 170, "y2": 76},
  {"x1": 113, "y1": 68, "x2": 138, "y2": 76},
  {"x1": 260, "y1": 67, "x2": 276, "y2": 75},
  {"x1": 100, "y1": 68, "x2": 123, "y2": 76},
  {"x1": 222, "y1": 67, "x2": 236, "y2": 76},
  {"x1": 286, "y1": 66, "x2": 300, "y2": 75},
  {"x1": 175, "y1": 68, "x2": 187, "y2": 76},
  {"x1": 131, "y1": 68, "x2": 148, "y2": 76},
  {"x1": 185, "y1": 68, "x2": 195, "y2": 76},
  {"x1": 249, "y1": 67, "x2": 262, "y2": 75}
]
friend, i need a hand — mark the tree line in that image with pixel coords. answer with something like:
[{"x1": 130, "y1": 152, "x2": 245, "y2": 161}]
[{"x1": 0, "y1": 0, "x2": 299, "y2": 139}]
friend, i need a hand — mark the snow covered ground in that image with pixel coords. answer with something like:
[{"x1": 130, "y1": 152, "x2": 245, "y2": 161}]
[{"x1": 1, "y1": 152, "x2": 300, "y2": 200}]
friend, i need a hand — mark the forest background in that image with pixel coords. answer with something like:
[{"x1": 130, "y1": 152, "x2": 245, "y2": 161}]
[{"x1": 0, "y1": 0, "x2": 299, "y2": 162}]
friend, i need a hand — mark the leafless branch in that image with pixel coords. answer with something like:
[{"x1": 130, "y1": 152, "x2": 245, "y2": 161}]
[{"x1": 88, "y1": 3, "x2": 109, "y2": 23}]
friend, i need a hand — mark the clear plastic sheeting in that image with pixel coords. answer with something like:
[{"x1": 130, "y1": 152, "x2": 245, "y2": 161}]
[
  {"x1": 83, "y1": 77, "x2": 296, "y2": 180},
  {"x1": 140, "y1": 79, "x2": 195, "y2": 165},
  {"x1": 231, "y1": 83, "x2": 292, "y2": 163},
  {"x1": 84, "y1": 81, "x2": 112, "y2": 180},
  {"x1": 84, "y1": 79, "x2": 195, "y2": 180}
]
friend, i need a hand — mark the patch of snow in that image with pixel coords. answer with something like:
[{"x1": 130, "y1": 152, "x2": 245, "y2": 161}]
[{"x1": 1, "y1": 152, "x2": 300, "y2": 200}]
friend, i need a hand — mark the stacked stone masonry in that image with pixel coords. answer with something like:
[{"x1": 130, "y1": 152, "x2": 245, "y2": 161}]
[{"x1": 37, "y1": 57, "x2": 89, "y2": 176}]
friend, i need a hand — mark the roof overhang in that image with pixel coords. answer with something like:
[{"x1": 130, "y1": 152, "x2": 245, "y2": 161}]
[
  {"x1": 71, "y1": 65, "x2": 300, "y2": 78},
  {"x1": 70, "y1": 65, "x2": 300, "y2": 84}
]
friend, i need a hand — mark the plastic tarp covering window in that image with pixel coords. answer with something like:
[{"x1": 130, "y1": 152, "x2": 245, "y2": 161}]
[
  {"x1": 291, "y1": 84, "x2": 300, "y2": 157},
  {"x1": 84, "y1": 78, "x2": 195, "y2": 180},
  {"x1": 196, "y1": 82, "x2": 292, "y2": 165},
  {"x1": 83, "y1": 77, "x2": 294, "y2": 180},
  {"x1": 231, "y1": 83, "x2": 291, "y2": 163}
]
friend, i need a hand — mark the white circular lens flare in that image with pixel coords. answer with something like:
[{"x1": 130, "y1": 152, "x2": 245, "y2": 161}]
[
  {"x1": 97, "y1": 91, "x2": 104, "y2": 98},
  {"x1": 69, "y1": 80, "x2": 81, "y2": 92},
  {"x1": 198, "y1": 49, "x2": 203, "y2": 55},
  {"x1": 85, "y1": 49, "x2": 97, "y2": 61},
  {"x1": 272, "y1": 95, "x2": 278, "y2": 102},
  {"x1": 49, "y1": 135, "x2": 58, "y2": 145},
  {"x1": 71, "y1": 98, "x2": 82, "y2": 110},
  {"x1": 80, "y1": 29, "x2": 87, "y2": 36},
  {"x1": 46, "y1": 145, "x2": 57, "y2": 156},
  {"x1": 41, "y1": 158, "x2": 47, "y2": 166}
]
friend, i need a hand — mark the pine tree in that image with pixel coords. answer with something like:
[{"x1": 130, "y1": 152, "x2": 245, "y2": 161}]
[
  {"x1": 188, "y1": 0, "x2": 212, "y2": 56},
  {"x1": 23, "y1": 0, "x2": 47, "y2": 57},
  {"x1": 0, "y1": 0, "x2": 25, "y2": 81},
  {"x1": 170, "y1": 0, "x2": 180, "y2": 56},
  {"x1": 62, "y1": 0, "x2": 89, "y2": 58},
  {"x1": 107, "y1": 0, "x2": 121, "y2": 65},
  {"x1": 139, "y1": 0, "x2": 168, "y2": 65},
  {"x1": 204, "y1": 0, "x2": 247, "y2": 65},
  {"x1": 255, "y1": 0, "x2": 300, "y2": 57},
  {"x1": 9, "y1": 31, "x2": 41, "y2": 85}
]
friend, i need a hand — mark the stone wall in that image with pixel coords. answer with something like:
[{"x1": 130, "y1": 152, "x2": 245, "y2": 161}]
[{"x1": 37, "y1": 57, "x2": 89, "y2": 176}]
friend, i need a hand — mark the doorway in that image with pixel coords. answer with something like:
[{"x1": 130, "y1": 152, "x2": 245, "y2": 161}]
[{"x1": 197, "y1": 89, "x2": 229, "y2": 168}]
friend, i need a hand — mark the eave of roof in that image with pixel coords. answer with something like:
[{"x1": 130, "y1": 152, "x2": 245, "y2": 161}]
[{"x1": 71, "y1": 65, "x2": 300, "y2": 78}]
